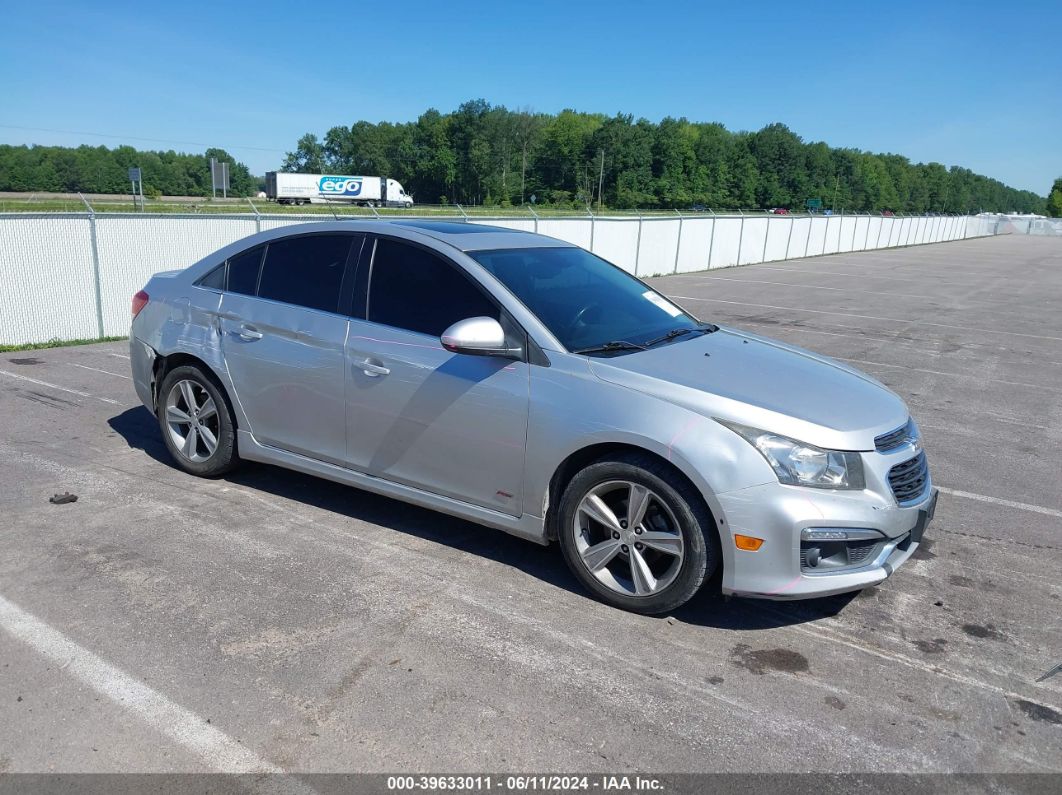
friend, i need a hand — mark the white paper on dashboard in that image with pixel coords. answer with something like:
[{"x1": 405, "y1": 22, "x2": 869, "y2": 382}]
[{"x1": 642, "y1": 291, "x2": 683, "y2": 317}]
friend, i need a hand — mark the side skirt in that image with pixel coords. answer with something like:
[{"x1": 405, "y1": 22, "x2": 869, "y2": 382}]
[{"x1": 237, "y1": 430, "x2": 549, "y2": 545}]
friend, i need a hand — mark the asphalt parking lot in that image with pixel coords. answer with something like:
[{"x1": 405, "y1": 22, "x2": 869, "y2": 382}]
[{"x1": 0, "y1": 234, "x2": 1059, "y2": 777}]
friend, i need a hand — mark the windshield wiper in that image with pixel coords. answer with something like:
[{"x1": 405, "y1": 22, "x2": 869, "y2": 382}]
[
  {"x1": 642, "y1": 323, "x2": 719, "y2": 348},
  {"x1": 571, "y1": 340, "x2": 648, "y2": 355}
]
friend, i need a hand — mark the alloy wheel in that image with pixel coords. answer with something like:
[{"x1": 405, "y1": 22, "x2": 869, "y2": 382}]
[
  {"x1": 572, "y1": 480, "x2": 685, "y2": 597},
  {"x1": 164, "y1": 379, "x2": 220, "y2": 463}
]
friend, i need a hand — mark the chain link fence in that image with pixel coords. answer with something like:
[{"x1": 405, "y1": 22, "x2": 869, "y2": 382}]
[{"x1": 0, "y1": 209, "x2": 1001, "y2": 346}]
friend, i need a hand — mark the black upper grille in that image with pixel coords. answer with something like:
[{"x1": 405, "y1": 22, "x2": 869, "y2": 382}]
[
  {"x1": 888, "y1": 452, "x2": 929, "y2": 503},
  {"x1": 876, "y1": 420, "x2": 915, "y2": 452}
]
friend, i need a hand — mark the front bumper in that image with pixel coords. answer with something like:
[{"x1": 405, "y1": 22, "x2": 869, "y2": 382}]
[{"x1": 716, "y1": 479, "x2": 937, "y2": 600}]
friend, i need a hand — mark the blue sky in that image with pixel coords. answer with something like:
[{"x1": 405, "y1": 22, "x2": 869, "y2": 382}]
[{"x1": 1, "y1": 1, "x2": 1058, "y2": 193}]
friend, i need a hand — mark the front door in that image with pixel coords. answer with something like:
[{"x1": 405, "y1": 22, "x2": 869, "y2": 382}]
[{"x1": 345, "y1": 237, "x2": 529, "y2": 515}]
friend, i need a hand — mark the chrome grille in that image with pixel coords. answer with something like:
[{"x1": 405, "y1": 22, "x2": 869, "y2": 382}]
[
  {"x1": 888, "y1": 452, "x2": 929, "y2": 503},
  {"x1": 875, "y1": 420, "x2": 915, "y2": 452}
]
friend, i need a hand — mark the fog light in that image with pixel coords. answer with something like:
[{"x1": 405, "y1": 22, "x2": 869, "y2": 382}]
[
  {"x1": 801, "y1": 529, "x2": 849, "y2": 541},
  {"x1": 801, "y1": 528, "x2": 883, "y2": 542},
  {"x1": 734, "y1": 534, "x2": 764, "y2": 551},
  {"x1": 805, "y1": 546, "x2": 821, "y2": 567}
]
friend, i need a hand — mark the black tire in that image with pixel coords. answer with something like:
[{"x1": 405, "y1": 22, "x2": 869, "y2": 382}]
[
  {"x1": 557, "y1": 452, "x2": 718, "y2": 615},
  {"x1": 157, "y1": 364, "x2": 239, "y2": 477}
]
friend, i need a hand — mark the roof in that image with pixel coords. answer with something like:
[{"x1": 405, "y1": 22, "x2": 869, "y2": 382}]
[
  {"x1": 252, "y1": 219, "x2": 568, "y2": 253},
  {"x1": 385, "y1": 219, "x2": 569, "y2": 252}
]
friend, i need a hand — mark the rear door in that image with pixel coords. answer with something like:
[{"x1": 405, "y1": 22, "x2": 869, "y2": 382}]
[
  {"x1": 219, "y1": 233, "x2": 361, "y2": 465},
  {"x1": 344, "y1": 237, "x2": 530, "y2": 515}
]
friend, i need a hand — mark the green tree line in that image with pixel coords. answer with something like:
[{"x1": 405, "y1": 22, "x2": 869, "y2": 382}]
[
  {"x1": 0, "y1": 103, "x2": 1047, "y2": 214},
  {"x1": 1047, "y1": 177, "x2": 1062, "y2": 217},
  {"x1": 283, "y1": 99, "x2": 1046, "y2": 213},
  {"x1": 0, "y1": 144, "x2": 257, "y2": 197}
]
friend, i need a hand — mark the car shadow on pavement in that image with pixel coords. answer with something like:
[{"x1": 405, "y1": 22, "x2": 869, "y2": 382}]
[
  {"x1": 673, "y1": 586, "x2": 858, "y2": 630},
  {"x1": 108, "y1": 406, "x2": 580, "y2": 597},
  {"x1": 109, "y1": 405, "x2": 857, "y2": 630}
]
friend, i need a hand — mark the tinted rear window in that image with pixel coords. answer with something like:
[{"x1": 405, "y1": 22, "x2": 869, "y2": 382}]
[
  {"x1": 258, "y1": 234, "x2": 353, "y2": 313},
  {"x1": 227, "y1": 247, "x2": 263, "y2": 295}
]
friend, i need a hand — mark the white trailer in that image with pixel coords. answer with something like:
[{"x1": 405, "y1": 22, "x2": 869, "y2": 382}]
[{"x1": 265, "y1": 172, "x2": 413, "y2": 207}]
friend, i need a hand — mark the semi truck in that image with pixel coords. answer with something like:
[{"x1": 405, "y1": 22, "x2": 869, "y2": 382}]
[{"x1": 265, "y1": 172, "x2": 413, "y2": 207}]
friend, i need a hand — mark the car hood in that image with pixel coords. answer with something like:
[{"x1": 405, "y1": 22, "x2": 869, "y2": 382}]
[{"x1": 588, "y1": 327, "x2": 908, "y2": 451}]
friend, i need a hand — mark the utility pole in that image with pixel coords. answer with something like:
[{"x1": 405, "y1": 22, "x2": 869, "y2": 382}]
[
  {"x1": 597, "y1": 148, "x2": 605, "y2": 213},
  {"x1": 520, "y1": 147, "x2": 527, "y2": 206}
]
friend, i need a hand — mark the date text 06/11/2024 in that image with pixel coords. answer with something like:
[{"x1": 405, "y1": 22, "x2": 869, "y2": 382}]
[{"x1": 386, "y1": 775, "x2": 665, "y2": 791}]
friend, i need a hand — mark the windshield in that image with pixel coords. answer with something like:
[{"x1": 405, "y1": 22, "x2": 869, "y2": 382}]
[{"x1": 469, "y1": 247, "x2": 701, "y2": 353}]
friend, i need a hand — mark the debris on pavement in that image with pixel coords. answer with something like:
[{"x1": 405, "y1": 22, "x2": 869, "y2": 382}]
[{"x1": 1036, "y1": 662, "x2": 1062, "y2": 683}]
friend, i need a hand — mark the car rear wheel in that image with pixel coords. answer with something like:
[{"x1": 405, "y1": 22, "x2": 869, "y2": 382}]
[
  {"x1": 558, "y1": 453, "x2": 718, "y2": 614},
  {"x1": 157, "y1": 365, "x2": 239, "y2": 477}
]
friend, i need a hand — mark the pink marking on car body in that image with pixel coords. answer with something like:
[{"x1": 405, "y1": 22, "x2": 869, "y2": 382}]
[
  {"x1": 666, "y1": 416, "x2": 702, "y2": 462},
  {"x1": 763, "y1": 574, "x2": 804, "y2": 596},
  {"x1": 349, "y1": 335, "x2": 441, "y2": 351},
  {"x1": 803, "y1": 494, "x2": 826, "y2": 519},
  {"x1": 350, "y1": 336, "x2": 523, "y2": 375}
]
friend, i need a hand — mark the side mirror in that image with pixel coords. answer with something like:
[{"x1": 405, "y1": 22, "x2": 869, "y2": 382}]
[{"x1": 440, "y1": 317, "x2": 522, "y2": 359}]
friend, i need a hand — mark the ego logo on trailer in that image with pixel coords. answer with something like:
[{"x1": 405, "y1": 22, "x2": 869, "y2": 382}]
[{"x1": 318, "y1": 177, "x2": 363, "y2": 196}]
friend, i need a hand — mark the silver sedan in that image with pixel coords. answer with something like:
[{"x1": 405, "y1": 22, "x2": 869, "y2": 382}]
[{"x1": 129, "y1": 220, "x2": 936, "y2": 613}]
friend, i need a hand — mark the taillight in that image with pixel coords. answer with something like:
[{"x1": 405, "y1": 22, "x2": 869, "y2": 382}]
[{"x1": 132, "y1": 290, "x2": 149, "y2": 318}]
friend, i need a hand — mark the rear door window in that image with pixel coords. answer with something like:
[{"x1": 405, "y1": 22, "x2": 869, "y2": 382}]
[
  {"x1": 257, "y1": 234, "x2": 353, "y2": 313},
  {"x1": 367, "y1": 238, "x2": 498, "y2": 336},
  {"x1": 227, "y1": 246, "x2": 264, "y2": 296}
]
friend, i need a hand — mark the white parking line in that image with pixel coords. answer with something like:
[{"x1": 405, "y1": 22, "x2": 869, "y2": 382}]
[
  {"x1": 741, "y1": 324, "x2": 945, "y2": 356},
  {"x1": 745, "y1": 264, "x2": 969, "y2": 286},
  {"x1": 666, "y1": 295, "x2": 1062, "y2": 343},
  {"x1": 108, "y1": 353, "x2": 130, "y2": 360},
  {"x1": 684, "y1": 274, "x2": 929, "y2": 301},
  {"x1": 0, "y1": 369, "x2": 119, "y2": 404},
  {"x1": 937, "y1": 486, "x2": 1062, "y2": 520},
  {"x1": 0, "y1": 594, "x2": 317, "y2": 789},
  {"x1": 727, "y1": 311, "x2": 1062, "y2": 364},
  {"x1": 834, "y1": 356, "x2": 1062, "y2": 394},
  {"x1": 68, "y1": 362, "x2": 131, "y2": 380},
  {"x1": 782, "y1": 619, "x2": 1062, "y2": 770}
]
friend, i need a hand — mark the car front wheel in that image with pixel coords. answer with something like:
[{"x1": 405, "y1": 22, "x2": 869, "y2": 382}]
[{"x1": 558, "y1": 453, "x2": 718, "y2": 614}]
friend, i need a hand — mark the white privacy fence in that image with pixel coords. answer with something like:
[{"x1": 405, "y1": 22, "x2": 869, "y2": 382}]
[
  {"x1": 989, "y1": 215, "x2": 1062, "y2": 237},
  {"x1": 0, "y1": 210, "x2": 1001, "y2": 346}
]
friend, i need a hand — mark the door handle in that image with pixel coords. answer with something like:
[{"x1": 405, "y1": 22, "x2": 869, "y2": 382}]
[
  {"x1": 235, "y1": 324, "x2": 263, "y2": 341},
  {"x1": 358, "y1": 359, "x2": 390, "y2": 377}
]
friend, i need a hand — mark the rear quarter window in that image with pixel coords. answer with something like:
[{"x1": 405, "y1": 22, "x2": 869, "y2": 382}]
[{"x1": 198, "y1": 264, "x2": 226, "y2": 290}]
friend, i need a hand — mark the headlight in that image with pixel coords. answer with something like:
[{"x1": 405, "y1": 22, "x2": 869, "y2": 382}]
[{"x1": 718, "y1": 420, "x2": 865, "y2": 490}]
